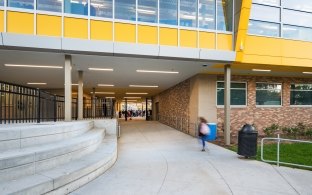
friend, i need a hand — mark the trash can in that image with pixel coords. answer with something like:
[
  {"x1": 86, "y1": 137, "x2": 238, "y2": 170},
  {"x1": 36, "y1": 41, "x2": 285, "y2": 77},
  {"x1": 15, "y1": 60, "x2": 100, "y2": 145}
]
[
  {"x1": 207, "y1": 123, "x2": 217, "y2": 141},
  {"x1": 237, "y1": 124, "x2": 258, "y2": 157}
]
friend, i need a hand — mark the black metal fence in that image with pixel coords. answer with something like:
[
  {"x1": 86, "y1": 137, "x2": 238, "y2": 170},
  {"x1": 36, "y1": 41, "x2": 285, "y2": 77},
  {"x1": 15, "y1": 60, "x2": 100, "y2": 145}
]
[{"x1": 0, "y1": 81, "x2": 115, "y2": 124}]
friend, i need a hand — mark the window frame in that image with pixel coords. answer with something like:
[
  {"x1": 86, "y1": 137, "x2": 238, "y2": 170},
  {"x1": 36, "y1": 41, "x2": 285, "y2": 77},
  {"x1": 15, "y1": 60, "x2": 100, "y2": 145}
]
[
  {"x1": 216, "y1": 81, "x2": 248, "y2": 108},
  {"x1": 255, "y1": 82, "x2": 282, "y2": 107},
  {"x1": 290, "y1": 83, "x2": 312, "y2": 107}
]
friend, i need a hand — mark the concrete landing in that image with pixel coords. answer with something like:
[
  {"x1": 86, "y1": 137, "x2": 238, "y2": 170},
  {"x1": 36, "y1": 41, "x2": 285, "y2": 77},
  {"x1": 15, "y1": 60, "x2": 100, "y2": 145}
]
[{"x1": 72, "y1": 120, "x2": 312, "y2": 195}]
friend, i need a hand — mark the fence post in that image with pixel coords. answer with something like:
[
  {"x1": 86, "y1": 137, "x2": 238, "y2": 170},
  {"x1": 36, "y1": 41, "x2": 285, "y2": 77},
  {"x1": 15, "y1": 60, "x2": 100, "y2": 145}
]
[
  {"x1": 277, "y1": 134, "x2": 280, "y2": 167},
  {"x1": 37, "y1": 89, "x2": 41, "y2": 123},
  {"x1": 53, "y1": 95, "x2": 57, "y2": 122}
]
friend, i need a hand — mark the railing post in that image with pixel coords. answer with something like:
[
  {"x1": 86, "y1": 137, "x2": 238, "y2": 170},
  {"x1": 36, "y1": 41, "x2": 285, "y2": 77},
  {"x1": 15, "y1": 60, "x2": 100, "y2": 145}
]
[
  {"x1": 37, "y1": 89, "x2": 41, "y2": 123},
  {"x1": 277, "y1": 134, "x2": 280, "y2": 167},
  {"x1": 53, "y1": 95, "x2": 57, "y2": 122}
]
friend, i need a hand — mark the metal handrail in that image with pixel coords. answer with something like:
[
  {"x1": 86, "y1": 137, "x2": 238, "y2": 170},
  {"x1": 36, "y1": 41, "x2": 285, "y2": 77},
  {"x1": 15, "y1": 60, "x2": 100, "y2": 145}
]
[{"x1": 261, "y1": 134, "x2": 312, "y2": 169}]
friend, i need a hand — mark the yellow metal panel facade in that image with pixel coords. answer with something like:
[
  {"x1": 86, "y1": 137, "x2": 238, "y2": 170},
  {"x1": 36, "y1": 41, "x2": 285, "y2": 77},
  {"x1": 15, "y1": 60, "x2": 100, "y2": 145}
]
[
  {"x1": 180, "y1": 29, "x2": 197, "y2": 48},
  {"x1": 90, "y1": 20, "x2": 113, "y2": 41},
  {"x1": 199, "y1": 32, "x2": 215, "y2": 49},
  {"x1": 7, "y1": 11, "x2": 34, "y2": 34},
  {"x1": 37, "y1": 15, "x2": 61, "y2": 37},
  {"x1": 138, "y1": 25, "x2": 157, "y2": 44},
  {"x1": 115, "y1": 23, "x2": 136, "y2": 43},
  {"x1": 217, "y1": 34, "x2": 232, "y2": 50},
  {"x1": 244, "y1": 36, "x2": 281, "y2": 56},
  {"x1": 64, "y1": 17, "x2": 88, "y2": 39},
  {"x1": 159, "y1": 27, "x2": 178, "y2": 46},
  {"x1": 0, "y1": 11, "x2": 3, "y2": 32}
]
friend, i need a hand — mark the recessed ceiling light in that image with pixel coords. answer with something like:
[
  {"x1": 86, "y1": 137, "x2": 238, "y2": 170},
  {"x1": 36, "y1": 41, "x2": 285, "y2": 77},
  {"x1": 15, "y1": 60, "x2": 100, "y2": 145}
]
[
  {"x1": 90, "y1": 92, "x2": 115, "y2": 94},
  {"x1": 122, "y1": 100, "x2": 137, "y2": 102},
  {"x1": 303, "y1": 72, "x2": 312, "y2": 74},
  {"x1": 130, "y1": 85, "x2": 158, "y2": 88},
  {"x1": 27, "y1": 82, "x2": 47, "y2": 85},
  {"x1": 126, "y1": 92, "x2": 148, "y2": 95},
  {"x1": 252, "y1": 69, "x2": 271, "y2": 72},
  {"x1": 136, "y1": 70, "x2": 179, "y2": 74},
  {"x1": 124, "y1": 97, "x2": 141, "y2": 99},
  {"x1": 88, "y1": 68, "x2": 113, "y2": 71},
  {"x1": 5, "y1": 64, "x2": 63, "y2": 69},
  {"x1": 64, "y1": 84, "x2": 79, "y2": 86},
  {"x1": 105, "y1": 97, "x2": 115, "y2": 99},
  {"x1": 98, "y1": 84, "x2": 115, "y2": 87}
]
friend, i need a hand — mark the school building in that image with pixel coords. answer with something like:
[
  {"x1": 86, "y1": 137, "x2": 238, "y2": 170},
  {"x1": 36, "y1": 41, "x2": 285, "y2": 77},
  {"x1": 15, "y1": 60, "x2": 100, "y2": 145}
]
[{"x1": 0, "y1": 0, "x2": 312, "y2": 146}]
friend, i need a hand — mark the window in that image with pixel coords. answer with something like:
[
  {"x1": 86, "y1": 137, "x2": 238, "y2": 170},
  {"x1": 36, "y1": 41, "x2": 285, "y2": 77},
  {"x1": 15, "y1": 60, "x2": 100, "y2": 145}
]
[
  {"x1": 217, "y1": 0, "x2": 233, "y2": 31},
  {"x1": 8, "y1": 0, "x2": 33, "y2": 9},
  {"x1": 180, "y1": 0, "x2": 197, "y2": 27},
  {"x1": 256, "y1": 83, "x2": 282, "y2": 106},
  {"x1": 290, "y1": 84, "x2": 312, "y2": 105},
  {"x1": 199, "y1": 0, "x2": 215, "y2": 30},
  {"x1": 253, "y1": 0, "x2": 280, "y2": 6},
  {"x1": 138, "y1": 0, "x2": 157, "y2": 23},
  {"x1": 64, "y1": 0, "x2": 88, "y2": 15},
  {"x1": 284, "y1": 0, "x2": 312, "y2": 13},
  {"x1": 115, "y1": 0, "x2": 136, "y2": 21},
  {"x1": 37, "y1": 0, "x2": 62, "y2": 12},
  {"x1": 90, "y1": 0, "x2": 112, "y2": 18},
  {"x1": 250, "y1": 4, "x2": 280, "y2": 23},
  {"x1": 284, "y1": 9, "x2": 312, "y2": 28},
  {"x1": 217, "y1": 82, "x2": 247, "y2": 106},
  {"x1": 0, "y1": 0, "x2": 4, "y2": 6},
  {"x1": 249, "y1": 20, "x2": 280, "y2": 37},
  {"x1": 283, "y1": 25, "x2": 312, "y2": 42},
  {"x1": 159, "y1": 0, "x2": 177, "y2": 25}
]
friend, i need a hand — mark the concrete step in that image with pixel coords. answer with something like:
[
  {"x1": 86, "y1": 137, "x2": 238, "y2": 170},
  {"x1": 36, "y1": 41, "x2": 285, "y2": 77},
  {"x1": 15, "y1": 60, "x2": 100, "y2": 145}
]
[
  {"x1": 0, "y1": 128, "x2": 105, "y2": 182},
  {"x1": 0, "y1": 121, "x2": 94, "y2": 151},
  {"x1": 0, "y1": 135, "x2": 117, "y2": 195}
]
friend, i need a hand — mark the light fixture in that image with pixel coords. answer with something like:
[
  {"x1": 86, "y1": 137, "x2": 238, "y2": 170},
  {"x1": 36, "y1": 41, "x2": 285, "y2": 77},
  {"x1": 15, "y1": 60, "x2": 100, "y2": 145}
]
[
  {"x1": 88, "y1": 68, "x2": 113, "y2": 71},
  {"x1": 126, "y1": 92, "x2": 148, "y2": 95},
  {"x1": 90, "y1": 92, "x2": 115, "y2": 94},
  {"x1": 5, "y1": 64, "x2": 63, "y2": 69},
  {"x1": 136, "y1": 70, "x2": 179, "y2": 74},
  {"x1": 124, "y1": 97, "x2": 141, "y2": 99},
  {"x1": 130, "y1": 85, "x2": 159, "y2": 88},
  {"x1": 27, "y1": 82, "x2": 47, "y2": 85},
  {"x1": 122, "y1": 100, "x2": 137, "y2": 102},
  {"x1": 98, "y1": 84, "x2": 115, "y2": 87},
  {"x1": 252, "y1": 69, "x2": 271, "y2": 72},
  {"x1": 105, "y1": 97, "x2": 115, "y2": 99},
  {"x1": 303, "y1": 72, "x2": 312, "y2": 74},
  {"x1": 64, "y1": 84, "x2": 79, "y2": 86}
]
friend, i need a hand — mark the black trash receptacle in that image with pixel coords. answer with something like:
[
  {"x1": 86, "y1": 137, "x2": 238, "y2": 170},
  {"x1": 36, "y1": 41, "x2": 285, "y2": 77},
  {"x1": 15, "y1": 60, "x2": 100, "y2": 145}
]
[{"x1": 237, "y1": 124, "x2": 258, "y2": 158}]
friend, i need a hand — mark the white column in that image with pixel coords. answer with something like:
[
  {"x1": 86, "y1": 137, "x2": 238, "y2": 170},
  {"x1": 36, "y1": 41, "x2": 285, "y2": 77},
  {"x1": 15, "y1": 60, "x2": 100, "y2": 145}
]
[
  {"x1": 224, "y1": 64, "x2": 231, "y2": 145},
  {"x1": 64, "y1": 55, "x2": 72, "y2": 122},
  {"x1": 78, "y1": 70, "x2": 83, "y2": 120}
]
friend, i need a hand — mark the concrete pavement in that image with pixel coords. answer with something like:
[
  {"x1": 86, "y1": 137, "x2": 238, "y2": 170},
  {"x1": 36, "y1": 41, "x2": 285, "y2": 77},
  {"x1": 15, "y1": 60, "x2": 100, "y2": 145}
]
[{"x1": 72, "y1": 120, "x2": 312, "y2": 195}]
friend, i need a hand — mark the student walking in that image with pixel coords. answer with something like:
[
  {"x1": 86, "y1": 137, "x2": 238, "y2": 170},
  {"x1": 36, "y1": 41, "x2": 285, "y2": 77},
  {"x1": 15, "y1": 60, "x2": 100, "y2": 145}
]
[{"x1": 198, "y1": 117, "x2": 210, "y2": 151}]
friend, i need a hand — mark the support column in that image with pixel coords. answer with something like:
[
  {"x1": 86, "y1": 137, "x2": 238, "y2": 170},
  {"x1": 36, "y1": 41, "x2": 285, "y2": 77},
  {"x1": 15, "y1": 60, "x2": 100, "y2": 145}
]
[
  {"x1": 64, "y1": 55, "x2": 72, "y2": 122},
  {"x1": 92, "y1": 88, "x2": 96, "y2": 118},
  {"x1": 78, "y1": 71, "x2": 83, "y2": 120},
  {"x1": 224, "y1": 64, "x2": 231, "y2": 145}
]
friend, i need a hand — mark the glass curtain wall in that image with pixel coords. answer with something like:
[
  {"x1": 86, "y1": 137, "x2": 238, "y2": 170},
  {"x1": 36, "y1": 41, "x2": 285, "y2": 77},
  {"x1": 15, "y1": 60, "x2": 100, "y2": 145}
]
[
  {"x1": 159, "y1": 0, "x2": 178, "y2": 25},
  {"x1": 90, "y1": 0, "x2": 112, "y2": 18},
  {"x1": 5, "y1": 0, "x2": 233, "y2": 32},
  {"x1": 249, "y1": 0, "x2": 312, "y2": 41},
  {"x1": 0, "y1": 0, "x2": 3, "y2": 6},
  {"x1": 199, "y1": 0, "x2": 215, "y2": 30},
  {"x1": 138, "y1": 0, "x2": 158, "y2": 23}
]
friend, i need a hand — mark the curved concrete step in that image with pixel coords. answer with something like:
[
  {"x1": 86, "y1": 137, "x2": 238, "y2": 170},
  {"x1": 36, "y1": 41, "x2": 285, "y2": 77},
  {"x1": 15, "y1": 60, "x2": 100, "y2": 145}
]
[
  {"x1": 0, "y1": 121, "x2": 94, "y2": 151},
  {"x1": 0, "y1": 128, "x2": 105, "y2": 182},
  {"x1": 0, "y1": 135, "x2": 117, "y2": 195}
]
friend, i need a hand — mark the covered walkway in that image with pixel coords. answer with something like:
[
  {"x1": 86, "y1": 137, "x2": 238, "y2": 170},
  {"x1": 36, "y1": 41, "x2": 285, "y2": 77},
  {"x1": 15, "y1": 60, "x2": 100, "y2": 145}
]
[{"x1": 72, "y1": 120, "x2": 312, "y2": 195}]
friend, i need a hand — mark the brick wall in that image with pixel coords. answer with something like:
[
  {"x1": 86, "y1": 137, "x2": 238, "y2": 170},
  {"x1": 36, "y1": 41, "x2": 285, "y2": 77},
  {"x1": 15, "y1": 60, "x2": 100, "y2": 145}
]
[
  {"x1": 217, "y1": 75, "x2": 312, "y2": 136},
  {"x1": 156, "y1": 79, "x2": 190, "y2": 132}
]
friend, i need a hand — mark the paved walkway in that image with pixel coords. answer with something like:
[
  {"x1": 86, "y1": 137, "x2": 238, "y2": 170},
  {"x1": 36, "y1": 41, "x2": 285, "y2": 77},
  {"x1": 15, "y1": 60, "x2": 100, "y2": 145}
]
[{"x1": 72, "y1": 120, "x2": 312, "y2": 195}]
